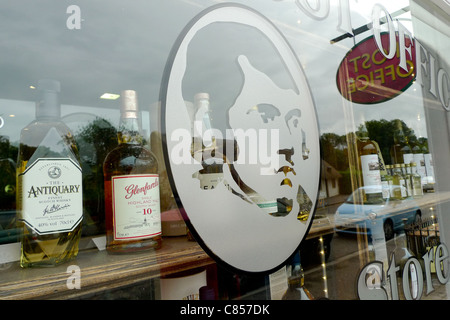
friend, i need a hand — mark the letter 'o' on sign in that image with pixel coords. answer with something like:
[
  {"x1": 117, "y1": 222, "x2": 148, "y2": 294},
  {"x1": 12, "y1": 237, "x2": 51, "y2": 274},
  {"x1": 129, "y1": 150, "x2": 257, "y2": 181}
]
[
  {"x1": 160, "y1": 4, "x2": 321, "y2": 274},
  {"x1": 336, "y1": 33, "x2": 416, "y2": 104}
]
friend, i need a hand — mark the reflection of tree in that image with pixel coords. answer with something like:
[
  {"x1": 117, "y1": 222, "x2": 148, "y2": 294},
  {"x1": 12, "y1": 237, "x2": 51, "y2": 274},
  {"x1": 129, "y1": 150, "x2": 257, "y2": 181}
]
[
  {"x1": 74, "y1": 118, "x2": 118, "y2": 235},
  {"x1": 363, "y1": 119, "x2": 426, "y2": 165},
  {"x1": 320, "y1": 133, "x2": 348, "y2": 171},
  {"x1": 320, "y1": 132, "x2": 350, "y2": 194},
  {"x1": 0, "y1": 136, "x2": 17, "y2": 211},
  {"x1": 0, "y1": 136, "x2": 18, "y2": 242}
]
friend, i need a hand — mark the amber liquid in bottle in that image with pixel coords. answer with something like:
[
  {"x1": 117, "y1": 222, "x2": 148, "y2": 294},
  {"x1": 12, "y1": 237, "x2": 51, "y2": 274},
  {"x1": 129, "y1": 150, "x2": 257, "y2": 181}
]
[
  {"x1": 103, "y1": 90, "x2": 161, "y2": 253},
  {"x1": 17, "y1": 79, "x2": 83, "y2": 267}
]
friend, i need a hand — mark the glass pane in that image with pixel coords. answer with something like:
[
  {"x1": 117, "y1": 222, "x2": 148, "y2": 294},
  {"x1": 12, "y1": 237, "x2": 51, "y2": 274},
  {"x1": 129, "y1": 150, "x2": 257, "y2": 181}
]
[{"x1": 0, "y1": 0, "x2": 448, "y2": 302}]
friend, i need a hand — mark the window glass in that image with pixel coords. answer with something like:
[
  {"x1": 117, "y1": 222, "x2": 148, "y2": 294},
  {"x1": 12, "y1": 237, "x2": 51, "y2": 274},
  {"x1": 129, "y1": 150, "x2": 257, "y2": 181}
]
[{"x1": 0, "y1": 0, "x2": 449, "y2": 301}]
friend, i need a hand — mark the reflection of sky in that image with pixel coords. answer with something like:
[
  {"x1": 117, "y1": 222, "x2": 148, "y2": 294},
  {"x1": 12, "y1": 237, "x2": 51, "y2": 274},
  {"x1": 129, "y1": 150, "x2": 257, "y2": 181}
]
[
  {"x1": 0, "y1": 0, "x2": 430, "y2": 146},
  {"x1": 0, "y1": 0, "x2": 199, "y2": 107},
  {"x1": 0, "y1": 99, "x2": 120, "y2": 143},
  {"x1": 263, "y1": 0, "x2": 424, "y2": 136}
]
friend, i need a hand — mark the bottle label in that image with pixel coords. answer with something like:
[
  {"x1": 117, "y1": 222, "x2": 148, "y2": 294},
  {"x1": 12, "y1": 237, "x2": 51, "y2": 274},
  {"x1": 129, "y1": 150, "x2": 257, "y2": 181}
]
[
  {"x1": 381, "y1": 181, "x2": 390, "y2": 199},
  {"x1": 360, "y1": 154, "x2": 381, "y2": 193},
  {"x1": 20, "y1": 158, "x2": 82, "y2": 235},
  {"x1": 400, "y1": 178, "x2": 407, "y2": 197},
  {"x1": 413, "y1": 153, "x2": 426, "y2": 178},
  {"x1": 111, "y1": 174, "x2": 161, "y2": 240}
]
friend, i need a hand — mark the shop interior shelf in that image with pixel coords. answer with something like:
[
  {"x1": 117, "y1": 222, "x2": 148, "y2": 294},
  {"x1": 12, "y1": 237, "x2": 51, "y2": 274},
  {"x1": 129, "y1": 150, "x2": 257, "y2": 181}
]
[{"x1": 0, "y1": 236, "x2": 214, "y2": 300}]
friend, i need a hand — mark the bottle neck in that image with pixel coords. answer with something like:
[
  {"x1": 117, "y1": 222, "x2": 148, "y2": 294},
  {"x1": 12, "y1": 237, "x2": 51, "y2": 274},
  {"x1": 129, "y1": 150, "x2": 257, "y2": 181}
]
[
  {"x1": 36, "y1": 90, "x2": 61, "y2": 120},
  {"x1": 194, "y1": 97, "x2": 212, "y2": 138},
  {"x1": 118, "y1": 116, "x2": 143, "y2": 145}
]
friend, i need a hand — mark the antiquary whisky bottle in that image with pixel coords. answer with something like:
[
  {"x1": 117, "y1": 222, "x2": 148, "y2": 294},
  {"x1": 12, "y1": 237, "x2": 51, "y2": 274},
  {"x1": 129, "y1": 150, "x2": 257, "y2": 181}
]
[
  {"x1": 17, "y1": 79, "x2": 83, "y2": 267},
  {"x1": 103, "y1": 90, "x2": 161, "y2": 253}
]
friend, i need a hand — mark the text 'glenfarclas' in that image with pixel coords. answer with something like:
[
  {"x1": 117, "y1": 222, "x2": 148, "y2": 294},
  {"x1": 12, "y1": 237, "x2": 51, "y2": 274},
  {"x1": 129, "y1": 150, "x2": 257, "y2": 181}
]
[
  {"x1": 27, "y1": 185, "x2": 81, "y2": 198},
  {"x1": 124, "y1": 178, "x2": 159, "y2": 199}
]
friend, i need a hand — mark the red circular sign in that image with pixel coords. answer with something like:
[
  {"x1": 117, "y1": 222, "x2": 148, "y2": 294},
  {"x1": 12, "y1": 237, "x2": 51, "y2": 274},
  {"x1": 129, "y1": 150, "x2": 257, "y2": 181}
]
[{"x1": 336, "y1": 33, "x2": 416, "y2": 104}]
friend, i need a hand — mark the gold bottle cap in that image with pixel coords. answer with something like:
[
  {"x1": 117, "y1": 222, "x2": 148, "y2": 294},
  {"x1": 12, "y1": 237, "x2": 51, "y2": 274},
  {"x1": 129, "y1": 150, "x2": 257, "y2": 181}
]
[{"x1": 120, "y1": 90, "x2": 138, "y2": 118}]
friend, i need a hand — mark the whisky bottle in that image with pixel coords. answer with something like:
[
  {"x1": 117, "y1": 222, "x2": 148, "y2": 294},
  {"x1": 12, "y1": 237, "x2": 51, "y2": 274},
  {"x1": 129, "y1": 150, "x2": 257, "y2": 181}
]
[
  {"x1": 410, "y1": 162, "x2": 423, "y2": 198},
  {"x1": 422, "y1": 143, "x2": 435, "y2": 188},
  {"x1": 103, "y1": 90, "x2": 162, "y2": 253},
  {"x1": 412, "y1": 143, "x2": 426, "y2": 181},
  {"x1": 403, "y1": 163, "x2": 413, "y2": 197},
  {"x1": 356, "y1": 123, "x2": 382, "y2": 201},
  {"x1": 17, "y1": 79, "x2": 83, "y2": 267},
  {"x1": 191, "y1": 93, "x2": 225, "y2": 189},
  {"x1": 390, "y1": 119, "x2": 410, "y2": 164},
  {"x1": 392, "y1": 164, "x2": 407, "y2": 200},
  {"x1": 282, "y1": 254, "x2": 313, "y2": 300},
  {"x1": 192, "y1": 92, "x2": 213, "y2": 142},
  {"x1": 380, "y1": 166, "x2": 393, "y2": 200}
]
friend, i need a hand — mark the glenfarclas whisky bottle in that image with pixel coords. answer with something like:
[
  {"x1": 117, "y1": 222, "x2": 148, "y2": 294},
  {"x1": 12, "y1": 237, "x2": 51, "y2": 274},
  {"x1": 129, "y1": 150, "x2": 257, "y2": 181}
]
[
  {"x1": 103, "y1": 90, "x2": 162, "y2": 253},
  {"x1": 17, "y1": 79, "x2": 83, "y2": 267}
]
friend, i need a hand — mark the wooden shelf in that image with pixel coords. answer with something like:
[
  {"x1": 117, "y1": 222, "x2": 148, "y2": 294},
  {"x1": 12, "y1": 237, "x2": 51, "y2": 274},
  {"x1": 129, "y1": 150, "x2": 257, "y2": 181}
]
[{"x1": 0, "y1": 236, "x2": 214, "y2": 300}]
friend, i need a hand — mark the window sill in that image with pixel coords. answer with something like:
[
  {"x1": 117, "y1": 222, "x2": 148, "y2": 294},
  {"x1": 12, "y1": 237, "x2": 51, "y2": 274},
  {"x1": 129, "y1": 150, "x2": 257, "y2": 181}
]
[{"x1": 0, "y1": 236, "x2": 214, "y2": 300}]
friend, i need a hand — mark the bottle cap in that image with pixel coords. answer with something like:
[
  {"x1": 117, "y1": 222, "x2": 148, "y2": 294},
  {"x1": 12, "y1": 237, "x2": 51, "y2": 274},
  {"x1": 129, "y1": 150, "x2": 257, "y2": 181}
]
[
  {"x1": 35, "y1": 79, "x2": 61, "y2": 119},
  {"x1": 120, "y1": 90, "x2": 139, "y2": 118},
  {"x1": 194, "y1": 92, "x2": 209, "y2": 101}
]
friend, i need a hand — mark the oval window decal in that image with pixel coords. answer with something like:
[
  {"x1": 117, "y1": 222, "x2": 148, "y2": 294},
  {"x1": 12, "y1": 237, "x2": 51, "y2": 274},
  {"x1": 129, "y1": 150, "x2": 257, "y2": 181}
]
[
  {"x1": 160, "y1": 4, "x2": 321, "y2": 274},
  {"x1": 336, "y1": 33, "x2": 416, "y2": 104}
]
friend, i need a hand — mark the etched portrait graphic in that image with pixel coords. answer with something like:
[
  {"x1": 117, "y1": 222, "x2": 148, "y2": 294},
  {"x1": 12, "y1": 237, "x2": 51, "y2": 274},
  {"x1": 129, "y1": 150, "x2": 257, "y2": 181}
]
[
  {"x1": 163, "y1": 4, "x2": 321, "y2": 273},
  {"x1": 190, "y1": 54, "x2": 313, "y2": 222}
]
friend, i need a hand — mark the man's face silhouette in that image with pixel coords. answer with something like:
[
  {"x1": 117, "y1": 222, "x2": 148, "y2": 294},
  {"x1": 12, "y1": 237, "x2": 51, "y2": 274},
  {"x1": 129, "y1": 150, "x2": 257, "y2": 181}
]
[{"x1": 228, "y1": 55, "x2": 306, "y2": 208}]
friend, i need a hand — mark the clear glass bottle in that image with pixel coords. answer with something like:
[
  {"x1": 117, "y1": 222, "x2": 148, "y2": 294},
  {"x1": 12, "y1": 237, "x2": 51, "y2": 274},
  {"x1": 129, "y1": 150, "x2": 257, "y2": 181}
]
[
  {"x1": 390, "y1": 119, "x2": 409, "y2": 164},
  {"x1": 410, "y1": 162, "x2": 423, "y2": 198},
  {"x1": 191, "y1": 92, "x2": 224, "y2": 190},
  {"x1": 380, "y1": 166, "x2": 393, "y2": 200},
  {"x1": 103, "y1": 90, "x2": 162, "y2": 253},
  {"x1": 356, "y1": 123, "x2": 382, "y2": 202},
  {"x1": 412, "y1": 143, "x2": 426, "y2": 180},
  {"x1": 282, "y1": 254, "x2": 313, "y2": 300},
  {"x1": 16, "y1": 79, "x2": 83, "y2": 267},
  {"x1": 422, "y1": 142, "x2": 434, "y2": 188},
  {"x1": 403, "y1": 163, "x2": 413, "y2": 197},
  {"x1": 193, "y1": 92, "x2": 213, "y2": 142},
  {"x1": 392, "y1": 164, "x2": 407, "y2": 200}
]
